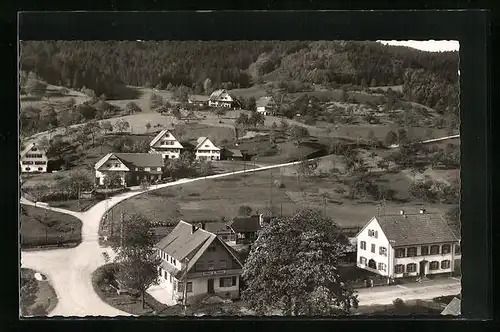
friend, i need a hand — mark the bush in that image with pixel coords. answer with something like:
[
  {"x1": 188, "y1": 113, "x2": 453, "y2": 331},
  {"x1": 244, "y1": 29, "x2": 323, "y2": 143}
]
[
  {"x1": 393, "y1": 298, "x2": 406, "y2": 308},
  {"x1": 274, "y1": 180, "x2": 285, "y2": 188}
]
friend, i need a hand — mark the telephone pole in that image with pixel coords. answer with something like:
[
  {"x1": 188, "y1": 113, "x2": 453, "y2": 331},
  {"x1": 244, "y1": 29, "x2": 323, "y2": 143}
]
[
  {"x1": 269, "y1": 168, "x2": 273, "y2": 215},
  {"x1": 120, "y1": 212, "x2": 124, "y2": 249},
  {"x1": 182, "y1": 257, "x2": 190, "y2": 311}
]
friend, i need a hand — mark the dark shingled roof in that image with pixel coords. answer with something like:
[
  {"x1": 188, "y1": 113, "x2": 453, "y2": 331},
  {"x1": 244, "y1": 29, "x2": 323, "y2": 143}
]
[
  {"x1": 225, "y1": 149, "x2": 243, "y2": 158},
  {"x1": 376, "y1": 213, "x2": 459, "y2": 247},
  {"x1": 441, "y1": 297, "x2": 461, "y2": 316},
  {"x1": 202, "y1": 222, "x2": 231, "y2": 234},
  {"x1": 114, "y1": 153, "x2": 164, "y2": 168},
  {"x1": 229, "y1": 215, "x2": 270, "y2": 233}
]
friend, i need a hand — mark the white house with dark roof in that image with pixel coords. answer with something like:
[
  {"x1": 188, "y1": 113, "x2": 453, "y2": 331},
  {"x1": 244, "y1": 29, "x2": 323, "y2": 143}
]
[
  {"x1": 208, "y1": 89, "x2": 239, "y2": 108},
  {"x1": 256, "y1": 96, "x2": 278, "y2": 115},
  {"x1": 154, "y1": 220, "x2": 244, "y2": 305},
  {"x1": 94, "y1": 153, "x2": 164, "y2": 187},
  {"x1": 20, "y1": 142, "x2": 48, "y2": 173},
  {"x1": 356, "y1": 209, "x2": 461, "y2": 280},
  {"x1": 149, "y1": 129, "x2": 184, "y2": 160},
  {"x1": 194, "y1": 137, "x2": 220, "y2": 161}
]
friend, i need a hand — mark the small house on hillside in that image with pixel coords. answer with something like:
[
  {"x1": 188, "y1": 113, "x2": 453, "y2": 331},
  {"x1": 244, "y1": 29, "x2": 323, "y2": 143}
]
[
  {"x1": 256, "y1": 96, "x2": 278, "y2": 116},
  {"x1": 155, "y1": 220, "x2": 244, "y2": 304},
  {"x1": 208, "y1": 89, "x2": 240, "y2": 109},
  {"x1": 222, "y1": 149, "x2": 244, "y2": 161},
  {"x1": 149, "y1": 129, "x2": 184, "y2": 161},
  {"x1": 94, "y1": 153, "x2": 164, "y2": 187},
  {"x1": 227, "y1": 214, "x2": 271, "y2": 244},
  {"x1": 20, "y1": 142, "x2": 48, "y2": 173},
  {"x1": 195, "y1": 137, "x2": 221, "y2": 161},
  {"x1": 356, "y1": 209, "x2": 461, "y2": 281},
  {"x1": 188, "y1": 96, "x2": 209, "y2": 107}
]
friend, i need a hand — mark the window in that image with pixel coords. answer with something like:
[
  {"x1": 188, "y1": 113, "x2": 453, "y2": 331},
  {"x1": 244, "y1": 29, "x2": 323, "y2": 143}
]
[
  {"x1": 145, "y1": 167, "x2": 151, "y2": 171},
  {"x1": 407, "y1": 247, "x2": 417, "y2": 257},
  {"x1": 441, "y1": 244, "x2": 451, "y2": 255},
  {"x1": 406, "y1": 263, "x2": 417, "y2": 273},
  {"x1": 441, "y1": 260, "x2": 451, "y2": 269},
  {"x1": 172, "y1": 259, "x2": 176, "y2": 265},
  {"x1": 205, "y1": 144, "x2": 209, "y2": 147},
  {"x1": 219, "y1": 277, "x2": 234, "y2": 288},
  {"x1": 371, "y1": 244, "x2": 376, "y2": 253},
  {"x1": 196, "y1": 261, "x2": 204, "y2": 270},
  {"x1": 421, "y1": 246, "x2": 429, "y2": 256},
  {"x1": 208, "y1": 260, "x2": 214, "y2": 270},
  {"x1": 219, "y1": 260, "x2": 227, "y2": 269},
  {"x1": 429, "y1": 261, "x2": 439, "y2": 270},
  {"x1": 35, "y1": 161, "x2": 46, "y2": 165},
  {"x1": 455, "y1": 244, "x2": 461, "y2": 254},
  {"x1": 395, "y1": 248, "x2": 405, "y2": 258},
  {"x1": 186, "y1": 282, "x2": 193, "y2": 293},
  {"x1": 115, "y1": 163, "x2": 120, "y2": 168},
  {"x1": 394, "y1": 264, "x2": 404, "y2": 274},
  {"x1": 38, "y1": 167, "x2": 43, "y2": 171},
  {"x1": 22, "y1": 161, "x2": 33, "y2": 165},
  {"x1": 157, "y1": 167, "x2": 162, "y2": 171},
  {"x1": 169, "y1": 274, "x2": 173, "y2": 283},
  {"x1": 379, "y1": 247, "x2": 387, "y2": 256},
  {"x1": 359, "y1": 241, "x2": 366, "y2": 250},
  {"x1": 378, "y1": 263, "x2": 386, "y2": 271},
  {"x1": 25, "y1": 167, "x2": 31, "y2": 171},
  {"x1": 430, "y1": 245, "x2": 440, "y2": 255},
  {"x1": 359, "y1": 257, "x2": 367, "y2": 265},
  {"x1": 31, "y1": 147, "x2": 38, "y2": 151}
]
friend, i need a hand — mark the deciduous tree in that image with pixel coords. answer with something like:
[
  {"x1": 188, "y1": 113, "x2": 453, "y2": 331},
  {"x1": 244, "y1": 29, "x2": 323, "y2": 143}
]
[
  {"x1": 287, "y1": 125, "x2": 309, "y2": 146},
  {"x1": 242, "y1": 209, "x2": 358, "y2": 316}
]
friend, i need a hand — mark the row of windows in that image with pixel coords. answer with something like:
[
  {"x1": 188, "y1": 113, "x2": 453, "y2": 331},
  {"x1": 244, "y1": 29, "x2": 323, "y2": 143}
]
[
  {"x1": 196, "y1": 259, "x2": 227, "y2": 270},
  {"x1": 359, "y1": 257, "x2": 387, "y2": 271},
  {"x1": 395, "y1": 244, "x2": 452, "y2": 258},
  {"x1": 367, "y1": 229, "x2": 379, "y2": 238},
  {"x1": 23, "y1": 167, "x2": 44, "y2": 171},
  {"x1": 161, "y1": 140, "x2": 175, "y2": 145},
  {"x1": 159, "y1": 251, "x2": 177, "y2": 266},
  {"x1": 360, "y1": 241, "x2": 387, "y2": 256},
  {"x1": 197, "y1": 150, "x2": 220, "y2": 154},
  {"x1": 23, "y1": 160, "x2": 46, "y2": 165},
  {"x1": 24, "y1": 153, "x2": 43, "y2": 158},
  {"x1": 394, "y1": 260, "x2": 451, "y2": 274}
]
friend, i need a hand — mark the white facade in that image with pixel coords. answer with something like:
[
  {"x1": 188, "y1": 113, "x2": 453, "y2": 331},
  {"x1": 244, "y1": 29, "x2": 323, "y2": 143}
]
[
  {"x1": 356, "y1": 217, "x2": 459, "y2": 279},
  {"x1": 256, "y1": 96, "x2": 278, "y2": 115},
  {"x1": 195, "y1": 138, "x2": 220, "y2": 161},
  {"x1": 20, "y1": 143, "x2": 48, "y2": 173},
  {"x1": 208, "y1": 89, "x2": 236, "y2": 108},
  {"x1": 149, "y1": 130, "x2": 184, "y2": 160},
  {"x1": 94, "y1": 156, "x2": 129, "y2": 186}
]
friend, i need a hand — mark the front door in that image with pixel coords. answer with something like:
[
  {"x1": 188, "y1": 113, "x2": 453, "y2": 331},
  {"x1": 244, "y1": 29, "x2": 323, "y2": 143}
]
[
  {"x1": 207, "y1": 278, "x2": 215, "y2": 294},
  {"x1": 419, "y1": 261, "x2": 427, "y2": 277}
]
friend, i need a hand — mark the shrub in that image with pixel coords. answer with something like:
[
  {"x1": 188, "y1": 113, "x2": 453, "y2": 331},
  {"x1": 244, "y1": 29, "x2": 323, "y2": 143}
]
[
  {"x1": 274, "y1": 180, "x2": 285, "y2": 188},
  {"x1": 393, "y1": 298, "x2": 405, "y2": 308}
]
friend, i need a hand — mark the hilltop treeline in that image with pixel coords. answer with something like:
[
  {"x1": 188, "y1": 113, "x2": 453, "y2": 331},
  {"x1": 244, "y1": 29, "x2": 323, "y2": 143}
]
[{"x1": 20, "y1": 40, "x2": 459, "y2": 108}]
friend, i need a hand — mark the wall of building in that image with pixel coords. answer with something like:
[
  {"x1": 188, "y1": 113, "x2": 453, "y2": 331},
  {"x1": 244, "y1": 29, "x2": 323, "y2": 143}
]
[
  {"x1": 20, "y1": 148, "x2": 48, "y2": 173},
  {"x1": 356, "y1": 218, "x2": 391, "y2": 276},
  {"x1": 95, "y1": 169, "x2": 126, "y2": 186},
  {"x1": 190, "y1": 240, "x2": 240, "y2": 272},
  {"x1": 392, "y1": 243, "x2": 456, "y2": 278}
]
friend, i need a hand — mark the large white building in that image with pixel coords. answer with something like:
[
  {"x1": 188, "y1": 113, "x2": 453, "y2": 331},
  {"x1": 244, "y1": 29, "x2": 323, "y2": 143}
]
[
  {"x1": 20, "y1": 142, "x2": 48, "y2": 173},
  {"x1": 155, "y1": 220, "x2": 244, "y2": 304},
  {"x1": 356, "y1": 209, "x2": 461, "y2": 280},
  {"x1": 149, "y1": 129, "x2": 184, "y2": 161},
  {"x1": 194, "y1": 137, "x2": 220, "y2": 161}
]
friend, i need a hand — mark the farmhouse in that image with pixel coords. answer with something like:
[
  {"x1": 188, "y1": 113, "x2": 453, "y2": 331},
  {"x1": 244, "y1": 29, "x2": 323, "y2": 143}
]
[
  {"x1": 208, "y1": 89, "x2": 240, "y2": 108},
  {"x1": 194, "y1": 221, "x2": 236, "y2": 243},
  {"x1": 20, "y1": 142, "x2": 48, "y2": 173},
  {"x1": 256, "y1": 96, "x2": 278, "y2": 116},
  {"x1": 222, "y1": 148, "x2": 244, "y2": 161},
  {"x1": 195, "y1": 137, "x2": 221, "y2": 161},
  {"x1": 94, "y1": 153, "x2": 164, "y2": 187},
  {"x1": 227, "y1": 214, "x2": 271, "y2": 245},
  {"x1": 149, "y1": 129, "x2": 184, "y2": 160},
  {"x1": 356, "y1": 209, "x2": 461, "y2": 280},
  {"x1": 188, "y1": 95, "x2": 209, "y2": 106},
  {"x1": 155, "y1": 221, "x2": 244, "y2": 304}
]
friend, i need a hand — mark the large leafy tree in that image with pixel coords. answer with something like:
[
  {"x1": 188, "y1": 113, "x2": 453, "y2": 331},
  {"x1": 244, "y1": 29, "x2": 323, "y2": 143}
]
[
  {"x1": 287, "y1": 125, "x2": 309, "y2": 146},
  {"x1": 112, "y1": 214, "x2": 162, "y2": 308},
  {"x1": 242, "y1": 209, "x2": 358, "y2": 316}
]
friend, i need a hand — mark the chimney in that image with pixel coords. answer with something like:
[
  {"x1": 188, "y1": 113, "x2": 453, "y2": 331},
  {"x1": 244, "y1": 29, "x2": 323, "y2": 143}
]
[
  {"x1": 191, "y1": 225, "x2": 198, "y2": 234},
  {"x1": 259, "y1": 214, "x2": 264, "y2": 227},
  {"x1": 399, "y1": 210, "x2": 405, "y2": 215},
  {"x1": 419, "y1": 208, "x2": 426, "y2": 214},
  {"x1": 201, "y1": 223, "x2": 206, "y2": 230}
]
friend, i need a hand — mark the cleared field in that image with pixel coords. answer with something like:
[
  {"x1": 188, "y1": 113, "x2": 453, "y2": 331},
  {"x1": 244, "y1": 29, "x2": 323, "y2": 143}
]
[{"x1": 20, "y1": 204, "x2": 82, "y2": 248}]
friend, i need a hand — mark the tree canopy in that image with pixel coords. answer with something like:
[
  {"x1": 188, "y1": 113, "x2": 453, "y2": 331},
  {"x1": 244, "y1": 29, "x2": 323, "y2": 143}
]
[{"x1": 242, "y1": 209, "x2": 358, "y2": 316}]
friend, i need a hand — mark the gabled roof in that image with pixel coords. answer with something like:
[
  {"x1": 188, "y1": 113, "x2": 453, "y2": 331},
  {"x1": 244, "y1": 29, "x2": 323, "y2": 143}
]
[
  {"x1": 195, "y1": 137, "x2": 220, "y2": 151},
  {"x1": 441, "y1": 297, "x2": 461, "y2": 316},
  {"x1": 155, "y1": 220, "x2": 243, "y2": 274},
  {"x1": 224, "y1": 149, "x2": 243, "y2": 158},
  {"x1": 202, "y1": 222, "x2": 231, "y2": 234},
  {"x1": 94, "y1": 153, "x2": 163, "y2": 170},
  {"x1": 373, "y1": 213, "x2": 459, "y2": 247},
  {"x1": 20, "y1": 142, "x2": 46, "y2": 158},
  {"x1": 256, "y1": 96, "x2": 276, "y2": 108},
  {"x1": 228, "y1": 214, "x2": 270, "y2": 233},
  {"x1": 209, "y1": 89, "x2": 228, "y2": 101},
  {"x1": 149, "y1": 129, "x2": 184, "y2": 148}
]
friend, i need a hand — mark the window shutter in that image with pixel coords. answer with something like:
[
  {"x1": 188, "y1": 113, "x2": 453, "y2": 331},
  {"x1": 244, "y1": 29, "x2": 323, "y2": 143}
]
[
  {"x1": 232, "y1": 276, "x2": 237, "y2": 286},
  {"x1": 374, "y1": 231, "x2": 378, "y2": 238}
]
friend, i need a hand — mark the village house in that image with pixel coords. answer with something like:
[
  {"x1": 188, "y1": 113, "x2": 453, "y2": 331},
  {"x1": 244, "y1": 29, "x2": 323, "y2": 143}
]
[
  {"x1": 149, "y1": 129, "x2": 184, "y2": 161},
  {"x1": 356, "y1": 209, "x2": 461, "y2": 280},
  {"x1": 188, "y1": 95, "x2": 209, "y2": 107},
  {"x1": 20, "y1": 142, "x2": 49, "y2": 173},
  {"x1": 155, "y1": 221, "x2": 244, "y2": 304},
  {"x1": 192, "y1": 221, "x2": 236, "y2": 243},
  {"x1": 227, "y1": 214, "x2": 271, "y2": 245},
  {"x1": 208, "y1": 89, "x2": 240, "y2": 109},
  {"x1": 195, "y1": 137, "x2": 221, "y2": 161},
  {"x1": 222, "y1": 148, "x2": 244, "y2": 161},
  {"x1": 256, "y1": 96, "x2": 278, "y2": 116},
  {"x1": 94, "y1": 153, "x2": 164, "y2": 187}
]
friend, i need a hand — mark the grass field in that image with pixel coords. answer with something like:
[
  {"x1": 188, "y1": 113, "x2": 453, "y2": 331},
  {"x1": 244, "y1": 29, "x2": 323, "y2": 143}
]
[
  {"x1": 20, "y1": 268, "x2": 58, "y2": 316},
  {"x1": 20, "y1": 205, "x2": 82, "y2": 248}
]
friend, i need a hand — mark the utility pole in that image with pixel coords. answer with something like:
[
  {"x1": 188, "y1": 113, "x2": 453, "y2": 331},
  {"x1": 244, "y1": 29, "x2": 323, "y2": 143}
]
[
  {"x1": 182, "y1": 257, "x2": 190, "y2": 311},
  {"x1": 243, "y1": 161, "x2": 246, "y2": 186},
  {"x1": 120, "y1": 212, "x2": 124, "y2": 249},
  {"x1": 269, "y1": 168, "x2": 273, "y2": 215}
]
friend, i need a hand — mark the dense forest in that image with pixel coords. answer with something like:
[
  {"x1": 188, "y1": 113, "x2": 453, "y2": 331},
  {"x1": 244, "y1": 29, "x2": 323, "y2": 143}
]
[{"x1": 20, "y1": 40, "x2": 459, "y2": 109}]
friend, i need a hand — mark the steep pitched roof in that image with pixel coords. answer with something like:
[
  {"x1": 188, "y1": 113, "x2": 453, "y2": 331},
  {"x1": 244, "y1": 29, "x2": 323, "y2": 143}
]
[
  {"x1": 375, "y1": 213, "x2": 459, "y2": 247},
  {"x1": 225, "y1": 149, "x2": 243, "y2": 158},
  {"x1": 209, "y1": 89, "x2": 227, "y2": 101},
  {"x1": 195, "y1": 137, "x2": 220, "y2": 150},
  {"x1": 95, "y1": 153, "x2": 163, "y2": 170},
  {"x1": 256, "y1": 96, "x2": 276, "y2": 108},
  {"x1": 155, "y1": 220, "x2": 243, "y2": 274},
  {"x1": 228, "y1": 215, "x2": 269, "y2": 233},
  {"x1": 202, "y1": 221, "x2": 231, "y2": 234},
  {"x1": 150, "y1": 129, "x2": 176, "y2": 146},
  {"x1": 20, "y1": 142, "x2": 46, "y2": 158},
  {"x1": 441, "y1": 297, "x2": 461, "y2": 316}
]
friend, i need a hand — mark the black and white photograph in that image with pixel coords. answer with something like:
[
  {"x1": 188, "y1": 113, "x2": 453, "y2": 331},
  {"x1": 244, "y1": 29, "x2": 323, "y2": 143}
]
[{"x1": 19, "y1": 38, "x2": 461, "y2": 317}]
